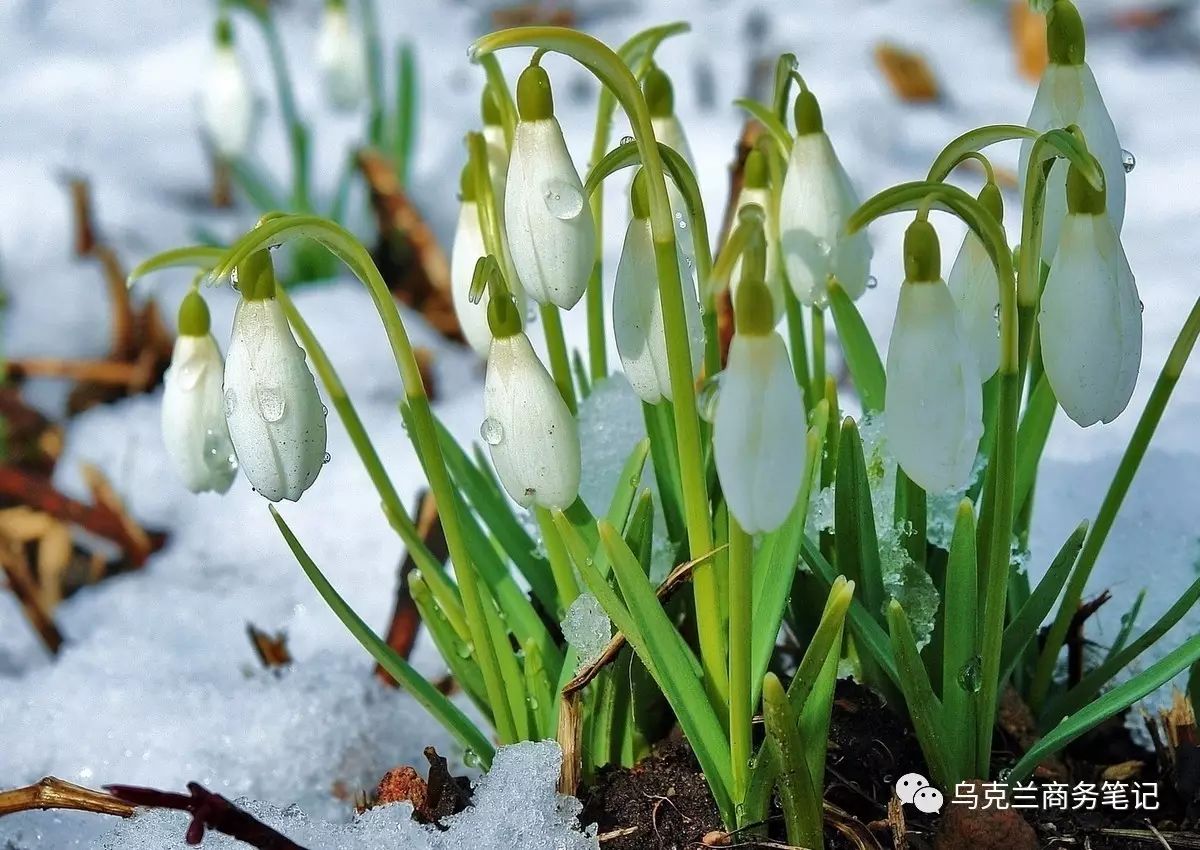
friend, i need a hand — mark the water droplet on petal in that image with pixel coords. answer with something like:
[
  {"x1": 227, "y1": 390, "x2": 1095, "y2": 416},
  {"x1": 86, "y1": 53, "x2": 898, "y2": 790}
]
[
  {"x1": 203, "y1": 429, "x2": 238, "y2": 475},
  {"x1": 223, "y1": 388, "x2": 238, "y2": 417},
  {"x1": 256, "y1": 386, "x2": 286, "y2": 423},
  {"x1": 1139, "y1": 300, "x2": 1145, "y2": 313},
  {"x1": 815, "y1": 238, "x2": 832, "y2": 258},
  {"x1": 542, "y1": 179, "x2": 584, "y2": 220},
  {"x1": 866, "y1": 275, "x2": 878, "y2": 290},
  {"x1": 1121, "y1": 149, "x2": 1136, "y2": 173},
  {"x1": 993, "y1": 303, "x2": 1001, "y2": 321},
  {"x1": 177, "y1": 357, "x2": 206, "y2": 391},
  {"x1": 480, "y1": 416, "x2": 505, "y2": 445},
  {"x1": 697, "y1": 374, "x2": 723, "y2": 423},
  {"x1": 957, "y1": 655, "x2": 983, "y2": 694},
  {"x1": 323, "y1": 452, "x2": 332, "y2": 464},
  {"x1": 230, "y1": 267, "x2": 240, "y2": 291}
]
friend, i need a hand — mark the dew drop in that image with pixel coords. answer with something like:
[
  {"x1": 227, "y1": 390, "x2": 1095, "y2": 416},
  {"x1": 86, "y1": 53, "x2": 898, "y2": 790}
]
[
  {"x1": 815, "y1": 238, "x2": 832, "y2": 258},
  {"x1": 230, "y1": 266, "x2": 240, "y2": 292},
  {"x1": 177, "y1": 357, "x2": 206, "y2": 391},
  {"x1": 480, "y1": 416, "x2": 505, "y2": 445},
  {"x1": 697, "y1": 374, "x2": 723, "y2": 423},
  {"x1": 223, "y1": 388, "x2": 238, "y2": 418},
  {"x1": 1121, "y1": 149, "x2": 1136, "y2": 173},
  {"x1": 619, "y1": 135, "x2": 634, "y2": 146},
  {"x1": 321, "y1": 404, "x2": 329, "y2": 417},
  {"x1": 1139, "y1": 300, "x2": 1145, "y2": 313},
  {"x1": 323, "y1": 452, "x2": 332, "y2": 464},
  {"x1": 202, "y1": 429, "x2": 238, "y2": 475},
  {"x1": 866, "y1": 275, "x2": 878, "y2": 290},
  {"x1": 993, "y1": 303, "x2": 1001, "y2": 321},
  {"x1": 957, "y1": 655, "x2": 983, "y2": 694},
  {"x1": 542, "y1": 179, "x2": 584, "y2": 220},
  {"x1": 256, "y1": 386, "x2": 286, "y2": 423}
]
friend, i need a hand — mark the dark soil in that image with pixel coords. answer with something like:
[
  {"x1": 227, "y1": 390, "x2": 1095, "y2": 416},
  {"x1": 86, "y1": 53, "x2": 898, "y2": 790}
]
[{"x1": 579, "y1": 679, "x2": 1200, "y2": 849}]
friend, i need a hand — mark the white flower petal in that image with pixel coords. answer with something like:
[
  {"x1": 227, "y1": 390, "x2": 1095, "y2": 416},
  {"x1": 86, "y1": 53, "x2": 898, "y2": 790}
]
[
  {"x1": 224, "y1": 298, "x2": 328, "y2": 502},
  {"x1": 714, "y1": 333, "x2": 808, "y2": 533},
  {"x1": 450, "y1": 201, "x2": 527, "y2": 358},
  {"x1": 613, "y1": 218, "x2": 704, "y2": 404},
  {"x1": 885, "y1": 280, "x2": 983, "y2": 492},
  {"x1": 201, "y1": 47, "x2": 253, "y2": 159},
  {"x1": 1018, "y1": 62, "x2": 1124, "y2": 262},
  {"x1": 162, "y1": 335, "x2": 238, "y2": 494},
  {"x1": 484, "y1": 333, "x2": 581, "y2": 509},
  {"x1": 946, "y1": 230, "x2": 1001, "y2": 381},
  {"x1": 1039, "y1": 212, "x2": 1141, "y2": 426},
  {"x1": 730, "y1": 186, "x2": 786, "y2": 326},
  {"x1": 504, "y1": 119, "x2": 595, "y2": 309},
  {"x1": 316, "y1": 6, "x2": 367, "y2": 110},
  {"x1": 484, "y1": 123, "x2": 509, "y2": 205},
  {"x1": 779, "y1": 133, "x2": 872, "y2": 305}
]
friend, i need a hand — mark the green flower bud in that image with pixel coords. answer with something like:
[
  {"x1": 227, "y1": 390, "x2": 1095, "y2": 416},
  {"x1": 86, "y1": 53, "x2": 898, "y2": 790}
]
[
  {"x1": 793, "y1": 89, "x2": 823, "y2": 136},
  {"x1": 904, "y1": 218, "x2": 941, "y2": 282},
  {"x1": 214, "y1": 15, "x2": 233, "y2": 47},
  {"x1": 630, "y1": 168, "x2": 650, "y2": 220},
  {"x1": 1065, "y1": 160, "x2": 1106, "y2": 215},
  {"x1": 487, "y1": 291, "x2": 523, "y2": 339},
  {"x1": 735, "y1": 226, "x2": 774, "y2": 336},
  {"x1": 481, "y1": 84, "x2": 502, "y2": 127},
  {"x1": 1047, "y1": 0, "x2": 1086, "y2": 66},
  {"x1": 516, "y1": 62, "x2": 554, "y2": 121},
  {"x1": 237, "y1": 250, "x2": 278, "y2": 301},
  {"x1": 177, "y1": 289, "x2": 212, "y2": 337},
  {"x1": 744, "y1": 149, "x2": 768, "y2": 189},
  {"x1": 978, "y1": 181, "x2": 1004, "y2": 222},
  {"x1": 643, "y1": 65, "x2": 674, "y2": 118}
]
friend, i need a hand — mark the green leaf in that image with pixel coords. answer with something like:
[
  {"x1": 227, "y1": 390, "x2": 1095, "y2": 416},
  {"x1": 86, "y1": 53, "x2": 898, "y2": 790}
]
[
  {"x1": 834, "y1": 418, "x2": 885, "y2": 619},
  {"x1": 826, "y1": 285, "x2": 885, "y2": 413},
  {"x1": 733, "y1": 98, "x2": 792, "y2": 156},
  {"x1": 409, "y1": 573, "x2": 489, "y2": 714},
  {"x1": 1013, "y1": 376, "x2": 1057, "y2": 517},
  {"x1": 887, "y1": 601, "x2": 954, "y2": 788},
  {"x1": 270, "y1": 506, "x2": 495, "y2": 765},
  {"x1": 392, "y1": 42, "x2": 418, "y2": 183},
  {"x1": 1000, "y1": 521, "x2": 1087, "y2": 681},
  {"x1": 1044, "y1": 574, "x2": 1200, "y2": 725},
  {"x1": 127, "y1": 246, "x2": 227, "y2": 287},
  {"x1": 1009, "y1": 632, "x2": 1200, "y2": 784},
  {"x1": 762, "y1": 673, "x2": 822, "y2": 849},
  {"x1": 940, "y1": 500, "x2": 979, "y2": 781},
  {"x1": 1104, "y1": 590, "x2": 1147, "y2": 665}
]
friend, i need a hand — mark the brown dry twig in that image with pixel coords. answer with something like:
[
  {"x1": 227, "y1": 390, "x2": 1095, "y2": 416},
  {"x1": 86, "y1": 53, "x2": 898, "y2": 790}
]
[
  {"x1": 874, "y1": 43, "x2": 941, "y2": 103},
  {"x1": 0, "y1": 776, "x2": 134, "y2": 819},
  {"x1": 246, "y1": 624, "x2": 293, "y2": 669}
]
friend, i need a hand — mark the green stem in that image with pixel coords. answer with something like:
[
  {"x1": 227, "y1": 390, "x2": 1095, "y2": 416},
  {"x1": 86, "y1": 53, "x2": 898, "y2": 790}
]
[
  {"x1": 359, "y1": 0, "x2": 385, "y2": 148},
  {"x1": 540, "y1": 303, "x2": 578, "y2": 414},
  {"x1": 471, "y1": 26, "x2": 723, "y2": 711},
  {"x1": 728, "y1": 516, "x2": 753, "y2": 807},
  {"x1": 536, "y1": 507, "x2": 579, "y2": 615},
  {"x1": 785, "y1": 288, "x2": 812, "y2": 408},
  {"x1": 810, "y1": 305, "x2": 826, "y2": 406},
  {"x1": 1030, "y1": 295, "x2": 1200, "y2": 710},
  {"x1": 250, "y1": 8, "x2": 309, "y2": 211}
]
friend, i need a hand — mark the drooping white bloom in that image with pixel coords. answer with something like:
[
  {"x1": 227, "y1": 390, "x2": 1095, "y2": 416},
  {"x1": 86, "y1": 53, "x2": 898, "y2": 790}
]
[
  {"x1": 885, "y1": 222, "x2": 983, "y2": 493},
  {"x1": 651, "y1": 113, "x2": 695, "y2": 169},
  {"x1": 316, "y1": 2, "x2": 367, "y2": 111},
  {"x1": 224, "y1": 296, "x2": 328, "y2": 502},
  {"x1": 483, "y1": 331, "x2": 580, "y2": 510},
  {"x1": 613, "y1": 215, "x2": 704, "y2": 405},
  {"x1": 946, "y1": 229, "x2": 1001, "y2": 381},
  {"x1": 1039, "y1": 208, "x2": 1141, "y2": 426},
  {"x1": 201, "y1": 42, "x2": 254, "y2": 159},
  {"x1": 483, "y1": 122, "x2": 509, "y2": 204},
  {"x1": 451, "y1": 196, "x2": 526, "y2": 358},
  {"x1": 713, "y1": 332, "x2": 807, "y2": 533},
  {"x1": 1018, "y1": 1, "x2": 1124, "y2": 262},
  {"x1": 162, "y1": 334, "x2": 238, "y2": 494},
  {"x1": 779, "y1": 92, "x2": 872, "y2": 305},
  {"x1": 504, "y1": 64, "x2": 595, "y2": 310}
]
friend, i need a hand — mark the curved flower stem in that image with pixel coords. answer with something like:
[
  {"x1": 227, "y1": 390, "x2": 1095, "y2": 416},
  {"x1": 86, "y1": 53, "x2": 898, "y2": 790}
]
[
  {"x1": 810, "y1": 305, "x2": 826, "y2": 408},
  {"x1": 478, "y1": 54, "x2": 517, "y2": 147},
  {"x1": 728, "y1": 516, "x2": 753, "y2": 809},
  {"x1": 539, "y1": 304, "x2": 577, "y2": 413},
  {"x1": 471, "y1": 26, "x2": 724, "y2": 711},
  {"x1": 243, "y1": 6, "x2": 310, "y2": 211},
  {"x1": 536, "y1": 507, "x2": 579, "y2": 616},
  {"x1": 1029, "y1": 296, "x2": 1200, "y2": 711},
  {"x1": 211, "y1": 213, "x2": 519, "y2": 743}
]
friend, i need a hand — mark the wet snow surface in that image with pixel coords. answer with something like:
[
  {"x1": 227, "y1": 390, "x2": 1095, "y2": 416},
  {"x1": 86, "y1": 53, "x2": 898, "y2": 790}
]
[{"x1": 2, "y1": 0, "x2": 1200, "y2": 846}]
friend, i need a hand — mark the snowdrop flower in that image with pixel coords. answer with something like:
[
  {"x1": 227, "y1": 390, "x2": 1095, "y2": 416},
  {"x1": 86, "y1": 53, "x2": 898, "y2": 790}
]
[
  {"x1": 452, "y1": 166, "x2": 526, "y2": 357},
  {"x1": 885, "y1": 219, "x2": 983, "y2": 492},
  {"x1": 201, "y1": 17, "x2": 254, "y2": 160},
  {"x1": 161, "y1": 290, "x2": 237, "y2": 494},
  {"x1": 1039, "y1": 162, "x2": 1141, "y2": 426},
  {"x1": 946, "y1": 182, "x2": 1003, "y2": 381},
  {"x1": 224, "y1": 251, "x2": 328, "y2": 502},
  {"x1": 482, "y1": 282, "x2": 580, "y2": 509},
  {"x1": 613, "y1": 170, "x2": 704, "y2": 404},
  {"x1": 1018, "y1": 0, "x2": 1124, "y2": 262},
  {"x1": 504, "y1": 61, "x2": 595, "y2": 309},
  {"x1": 730, "y1": 151, "x2": 785, "y2": 326},
  {"x1": 714, "y1": 226, "x2": 807, "y2": 533},
  {"x1": 644, "y1": 65, "x2": 695, "y2": 256},
  {"x1": 779, "y1": 89, "x2": 872, "y2": 306},
  {"x1": 316, "y1": 0, "x2": 368, "y2": 111}
]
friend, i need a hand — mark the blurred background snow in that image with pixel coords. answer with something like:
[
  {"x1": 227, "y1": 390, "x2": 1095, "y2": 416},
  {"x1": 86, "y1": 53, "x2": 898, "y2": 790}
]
[{"x1": 2, "y1": 0, "x2": 1200, "y2": 845}]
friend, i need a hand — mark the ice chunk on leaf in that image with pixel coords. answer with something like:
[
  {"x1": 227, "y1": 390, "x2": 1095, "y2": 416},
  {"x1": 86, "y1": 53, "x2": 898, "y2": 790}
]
[{"x1": 562, "y1": 593, "x2": 612, "y2": 671}]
